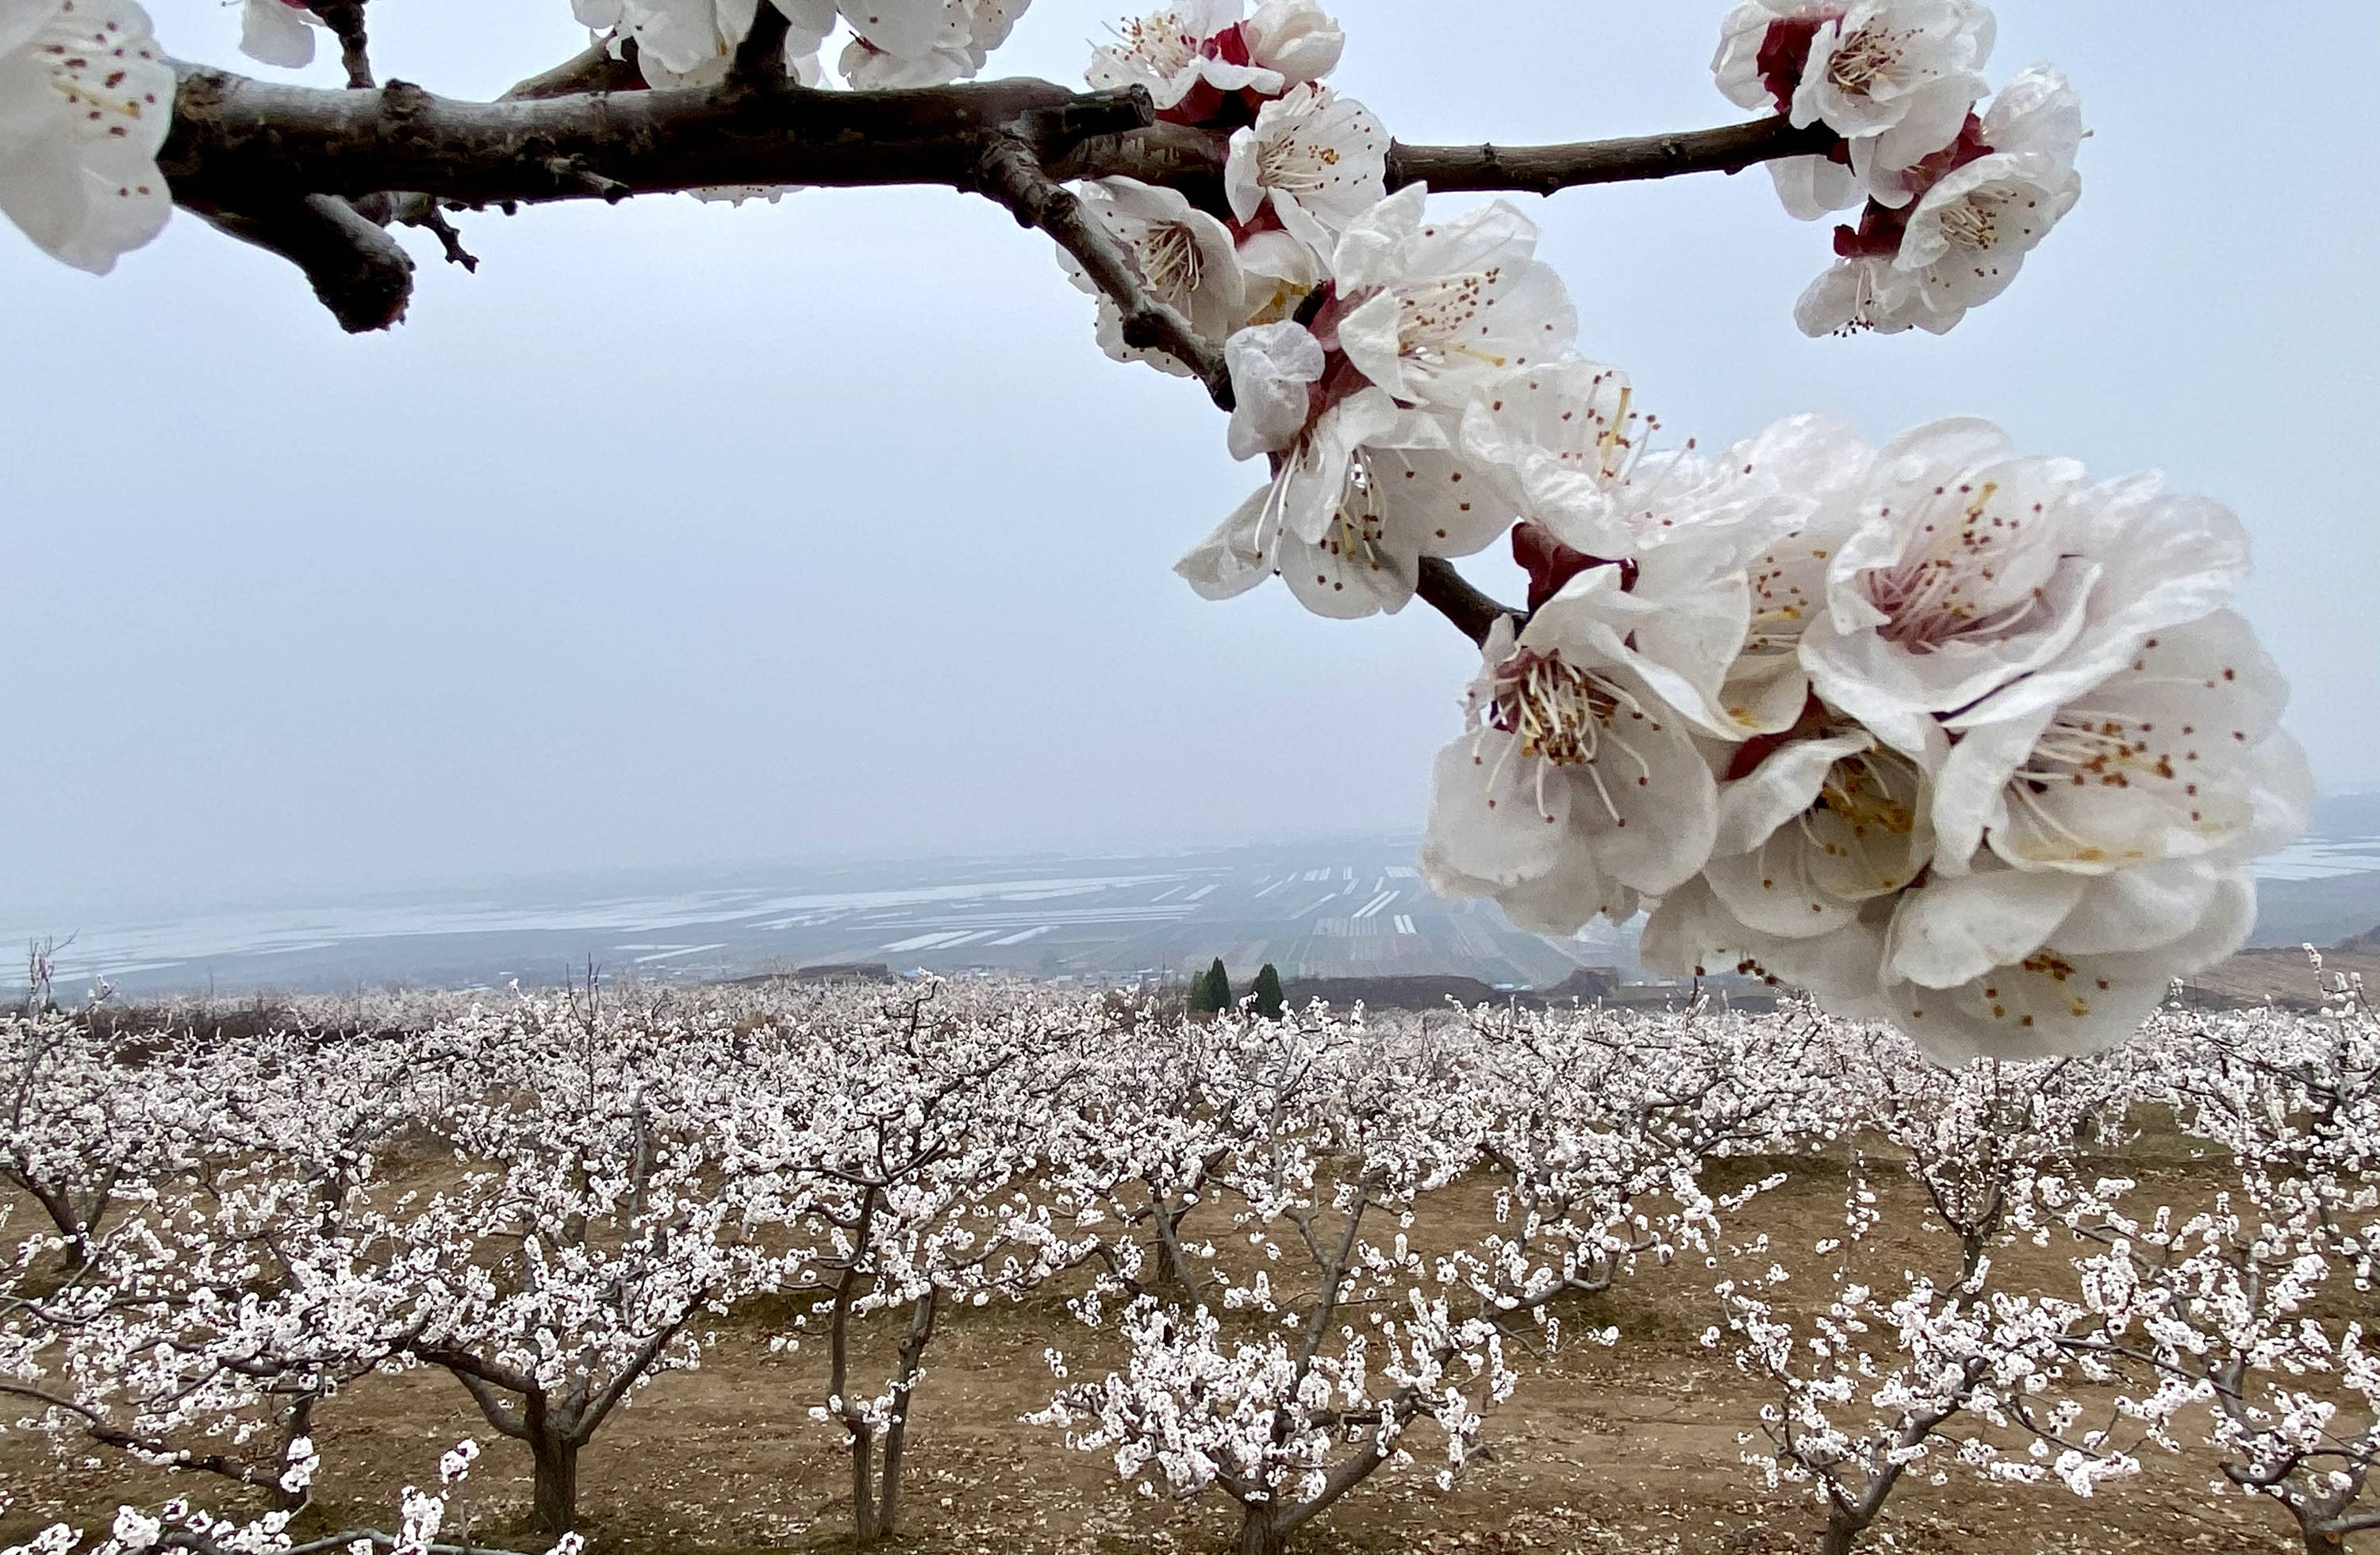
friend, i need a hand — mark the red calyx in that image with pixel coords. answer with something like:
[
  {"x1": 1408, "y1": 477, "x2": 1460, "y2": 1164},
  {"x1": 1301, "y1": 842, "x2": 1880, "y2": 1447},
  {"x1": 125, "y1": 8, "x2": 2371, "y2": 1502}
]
[
  {"x1": 1755, "y1": 13, "x2": 1835, "y2": 113},
  {"x1": 1832, "y1": 200, "x2": 1909, "y2": 259},
  {"x1": 1207, "y1": 22, "x2": 1253, "y2": 67},
  {"x1": 1830, "y1": 113, "x2": 1993, "y2": 259},
  {"x1": 1156, "y1": 25, "x2": 1270, "y2": 129},
  {"x1": 1901, "y1": 112, "x2": 1994, "y2": 190},
  {"x1": 1513, "y1": 521, "x2": 1637, "y2": 614}
]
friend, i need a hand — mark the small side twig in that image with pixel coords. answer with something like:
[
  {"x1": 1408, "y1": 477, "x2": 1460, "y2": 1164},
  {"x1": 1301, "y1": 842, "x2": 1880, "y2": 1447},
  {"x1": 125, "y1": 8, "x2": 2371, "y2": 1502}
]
[
  {"x1": 1387, "y1": 115, "x2": 1839, "y2": 195},
  {"x1": 727, "y1": 3, "x2": 793, "y2": 90},
  {"x1": 306, "y1": 0, "x2": 374, "y2": 90},
  {"x1": 390, "y1": 193, "x2": 478, "y2": 270},
  {"x1": 972, "y1": 132, "x2": 1231, "y2": 409},
  {"x1": 505, "y1": 40, "x2": 647, "y2": 101},
  {"x1": 188, "y1": 194, "x2": 414, "y2": 332},
  {"x1": 1415, "y1": 559, "x2": 1521, "y2": 647}
]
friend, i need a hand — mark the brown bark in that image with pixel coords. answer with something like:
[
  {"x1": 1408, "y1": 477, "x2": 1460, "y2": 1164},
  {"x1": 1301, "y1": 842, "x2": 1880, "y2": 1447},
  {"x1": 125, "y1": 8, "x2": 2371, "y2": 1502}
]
[
  {"x1": 1234, "y1": 1506, "x2": 1289, "y2": 1555},
  {"x1": 528, "y1": 1426, "x2": 580, "y2": 1538}
]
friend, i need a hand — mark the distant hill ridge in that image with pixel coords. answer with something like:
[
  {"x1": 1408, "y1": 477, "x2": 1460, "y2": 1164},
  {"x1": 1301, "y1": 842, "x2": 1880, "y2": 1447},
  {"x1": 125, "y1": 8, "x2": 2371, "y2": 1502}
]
[{"x1": 2180, "y1": 921, "x2": 2380, "y2": 1009}]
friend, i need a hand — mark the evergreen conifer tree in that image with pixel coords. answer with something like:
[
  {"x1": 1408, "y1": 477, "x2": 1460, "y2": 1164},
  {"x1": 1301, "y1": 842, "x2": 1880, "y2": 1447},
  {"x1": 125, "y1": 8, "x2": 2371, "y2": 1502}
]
[
  {"x1": 1197, "y1": 958, "x2": 1231, "y2": 1016},
  {"x1": 1250, "y1": 962, "x2": 1285, "y2": 1019}
]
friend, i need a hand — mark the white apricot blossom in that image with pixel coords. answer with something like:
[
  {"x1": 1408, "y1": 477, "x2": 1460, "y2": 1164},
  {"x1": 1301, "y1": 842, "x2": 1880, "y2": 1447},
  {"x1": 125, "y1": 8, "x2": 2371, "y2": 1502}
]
[
  {"x1": 576, "y1": 0, "x2": 1003, "y2": 86},
  {"x1": 1796, "y1": 0, "x2": 1993, "y2": 201},
  {"x1": 838, "y1": 0, "x2": 1025, "y2": 86},
  {"x1": 237, "y1": 0, "x2": 319, "y2": 68},
  {"x1": 1088, "y1": 0, "x2": 1335, "y2": 120},
  {"x1": 1798, "y1": 417, "x2": 2247, "y2": 763},
  {"x1": 1718, "y1": 719, "x2": 1936, "y2": 943},
  {"x1": 1234, "y1": 221, "x2": 1326, "y2": 327},
  {"x1": 1875, "y1": 857, "x2": 2260, "y2": 1059},
  {"x1": 1457, "y1": 363, "x2": 1820, "y2": 724},
  {"x1": 0, "y1": 0, "x2": 175, "y2": 274},
  {"x1": 1714, "y1": 0, "x2": 1994, "y2": 213},
  {"x1": 1645, "y1": 414, "x2": 2305, "y2": 1058},
  {"x1": 1090, "y1": 0, "x2": 1285, "y2": 117},
  {"x1": 1887, "y1": 63, "x2": 2082, "y2": 326},
  {"x1": 1796, "y1": 63, "x2": 2083, "y2": 336},
  {"x1": 1241, "y1": 0, "x2": 1339, "y2": 89},
  {"x1": 1420, "y1": 610, "x2": 1720, "y2": 935},
  {"x1": 1791, "y1": 228, "x2": 1929, "y2": 336},
  {"x1": 1177, "y1": 349, "x2": 1503, "y2": 619},
  {"x1": 1716, "y1": 413, "x2": 1875, "y2": 735},
  {"x1": 574, "y1": 0, "x2": 826, "y2": 84},
  {"x1": 1223, "y1": 83, "x2": 1385, "y2": 258},
  {"x1": 1641, "y1": 711, "x2": 1937, "y2": 1013},
  {"x1": 1063, "y1": 176, "x2": 1246, "y2": 374},
  {"x1": 1930, "y1": 609, "x2": 2310, "y2": 881},
  {"x1": 1331, "y1": 184, "x2": 1576, "y2": 411},
  {"x1": 1716, "y1": 4, "x2": 1855, "y2": 217}
]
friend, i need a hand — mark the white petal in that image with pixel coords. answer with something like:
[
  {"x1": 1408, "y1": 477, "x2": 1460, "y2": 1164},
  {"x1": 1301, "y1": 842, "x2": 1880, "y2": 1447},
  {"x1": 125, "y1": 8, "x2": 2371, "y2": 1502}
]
[
  {"x1": 1173, "y1": 487, "x2": 1273, "y2": 601},
  {"x1": 1713, "y1": 730, "x2": 1874, "y2": 858},
  {"x1": 1222, "y1": 321, "x2": 1323, "y2": 460},
  {"x1": 839, "y1": 0, "x2": 947, "y2": 59},
  {"x1": 1884, "y1": 867, "x2": 2088, "y2": 989},
  {"x1": 240, "y1": 0, "x2": 317, "y2": 68},
  {"x1": 1420, "y1": 732, "x2": 1569, "y2": 897}
]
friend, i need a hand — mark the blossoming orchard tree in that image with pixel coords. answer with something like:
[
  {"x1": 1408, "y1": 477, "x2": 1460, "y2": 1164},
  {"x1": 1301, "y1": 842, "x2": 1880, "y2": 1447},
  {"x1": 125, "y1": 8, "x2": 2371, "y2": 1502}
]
[{"x1": 2, "y1": 0, "x2": 2311, "y2": 1058}]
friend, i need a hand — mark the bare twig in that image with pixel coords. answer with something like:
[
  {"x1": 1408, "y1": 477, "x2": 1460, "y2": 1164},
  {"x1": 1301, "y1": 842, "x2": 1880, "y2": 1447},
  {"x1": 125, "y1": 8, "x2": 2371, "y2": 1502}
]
[
  {"x1": 973, "y1": 133, "x2": 1232, "y2": 408},
  {"x1": 728, "y1": 2, "x2": 793, "y2": 90},
  {"x1": 505, "y1": 40, "x2": 647, "y2": 101},
  {"x1": 1415, "y1": 559, "x2": 1521, "y2": 647},
  {"x1": 306, "y1": 1, "x2": 374, "y2": 90},
  {"x1": 390, "y1": 193, "x2": 478, "y2": 271},
  {"x1": 186, "y1": 194, "x2": 414, "y2": 332},
  {"x1": 1387, "y1": 115, "x2": 1837, "y2": 194}
]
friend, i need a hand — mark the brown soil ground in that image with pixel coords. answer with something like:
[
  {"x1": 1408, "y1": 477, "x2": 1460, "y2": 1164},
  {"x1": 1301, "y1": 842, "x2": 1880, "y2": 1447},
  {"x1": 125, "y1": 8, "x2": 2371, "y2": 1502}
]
[
  {"x1": 2184, "y1": 942, "x2": 2380, "y2": 1008},
  {"x1": 0, "y1": 1129, "x2": 2338, "y2": 1555}
]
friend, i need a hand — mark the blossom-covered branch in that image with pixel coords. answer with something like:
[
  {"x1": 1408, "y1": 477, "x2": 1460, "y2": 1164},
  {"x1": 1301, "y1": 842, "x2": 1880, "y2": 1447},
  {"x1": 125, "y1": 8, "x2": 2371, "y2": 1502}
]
[{"x1": 159, "y1": 70, "x2": 1843, "y2": 217}]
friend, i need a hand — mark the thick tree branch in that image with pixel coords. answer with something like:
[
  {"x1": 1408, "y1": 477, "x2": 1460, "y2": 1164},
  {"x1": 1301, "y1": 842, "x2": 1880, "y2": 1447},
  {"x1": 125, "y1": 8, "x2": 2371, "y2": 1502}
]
[
  {"x1": 163, "y1": 67, "x2": 1833, "y2": 211},
  {"x1": 160, "y1": 70, "x2": 1146, "y2": 209},
  {"x1": 973, "y1": 135, "x2": 1232, "y2": 408}
]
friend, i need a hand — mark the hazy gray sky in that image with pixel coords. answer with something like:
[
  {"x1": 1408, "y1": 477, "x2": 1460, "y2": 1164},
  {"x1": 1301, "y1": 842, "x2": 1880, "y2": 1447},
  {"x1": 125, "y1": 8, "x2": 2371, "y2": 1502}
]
[{"x1": 4, "y1": 0, "x2": 2374, "y2": 920}]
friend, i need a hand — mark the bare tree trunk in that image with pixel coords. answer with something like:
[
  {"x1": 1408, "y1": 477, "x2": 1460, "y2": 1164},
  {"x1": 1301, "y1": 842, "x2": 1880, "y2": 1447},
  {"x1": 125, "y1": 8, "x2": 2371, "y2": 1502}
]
[
  {"x1": 873, "y1": 1287, "x2": 939, "y2": 1540},
  {"x1": 847, "y1": 1423, "x2": 881, "y2": 1545},
  {"x1": 1234, "y1": 1505, "x2": 1289, "y2": 1555},
  {"x1": 528, "y1": 1427, "x2": 580, "y2": 1537},
  {"x1": 1820, "y1": 1523, "x2": 1860, "y2": 1555}
]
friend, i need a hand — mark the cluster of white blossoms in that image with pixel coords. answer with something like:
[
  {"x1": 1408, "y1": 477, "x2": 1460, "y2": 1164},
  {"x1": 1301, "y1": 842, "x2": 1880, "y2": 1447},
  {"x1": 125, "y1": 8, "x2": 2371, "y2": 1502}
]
[
  {"x1": 245, "y1": 0, "x2": 1031, "y2": 88},
  {"x1": 559, "y1": 0, "x2": 1030, "y2": 90},
  {"x1": 1429, "y1": 409, "x2": 2311, "y2": 1061},
  {"x1": 1713, "y1": 0, "x2": 2084, "y2": 334},
  {"x1": 1100, "y1": 0, "x2": 2301, "y2": 1061}
]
